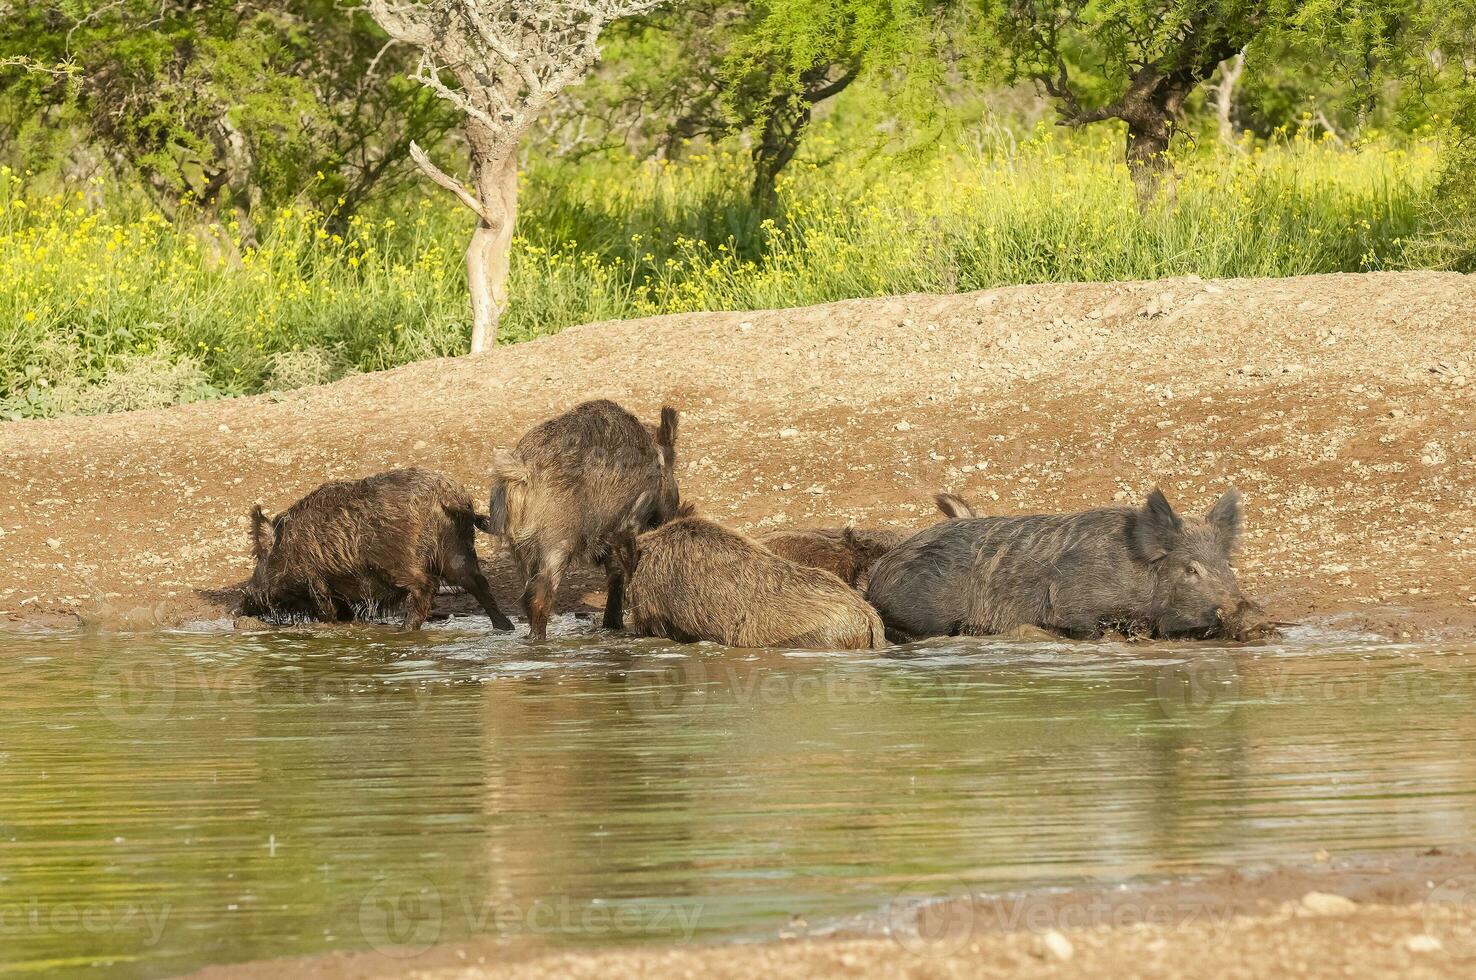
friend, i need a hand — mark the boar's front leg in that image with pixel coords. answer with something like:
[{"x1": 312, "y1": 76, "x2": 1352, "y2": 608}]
[
  {"x1": 308, "y1": 580, "x2": 345, "y2": 624},
  {"x1": 400, "y1": 574, "x2": 435, "y2": 631}
]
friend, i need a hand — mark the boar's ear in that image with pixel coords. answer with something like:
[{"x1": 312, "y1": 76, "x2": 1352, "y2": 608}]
[
  {"x1": 250, "y1": 506, "x2": 274, "y2": 560},
  {"x1": 1205, "y1": 487, "x2": 1243, "y2": 556},
  {"x1": 935, "y1": 493, "x2": 976, "y2": 520},
  {"x1": 1132, "y1": 488, "x2": 1183, "y2": 562}
]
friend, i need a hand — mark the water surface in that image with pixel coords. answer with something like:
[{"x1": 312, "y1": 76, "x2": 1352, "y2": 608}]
[{"x1": 2, "y1": 619, "x2": 1474, "y2": 975}]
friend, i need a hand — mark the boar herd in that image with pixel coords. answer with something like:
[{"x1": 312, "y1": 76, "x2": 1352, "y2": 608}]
[{"x1": 242, "y1": 398, "x2": 1275, "y2": 649}]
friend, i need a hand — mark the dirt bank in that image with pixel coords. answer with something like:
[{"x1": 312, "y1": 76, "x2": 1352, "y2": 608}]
[
  {"x1": 185, "y1": 849, "x2": 1476, "y2": 979},
  {"x1": 2, "y1": 271, "x2": 1474, "y2": 633}
]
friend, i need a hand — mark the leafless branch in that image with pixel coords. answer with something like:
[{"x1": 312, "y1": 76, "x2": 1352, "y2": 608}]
[{"x1": 407, "y1": 140, "x2": 492, "y2": 221}]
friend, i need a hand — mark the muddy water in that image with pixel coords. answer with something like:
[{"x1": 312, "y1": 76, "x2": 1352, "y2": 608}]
[{"x1": 2, "y1": 619, "x2": 1474, "y2": 976}]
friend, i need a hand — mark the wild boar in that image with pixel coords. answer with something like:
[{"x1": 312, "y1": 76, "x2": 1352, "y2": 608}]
[
  {"x1": 624, "y1": 509, "x2": 886, "y2": 650},
  {"x1": 243, "y1": 468, "x2": 513, "y2": 631},
  {"x1": 490, "y1": 399, "x2": 680, "y2": 641},
  {"x1": 866, "y1": 487, "x2": 1266, "y2": 641},
  {"x1": 755, "y1": 493, "x2": 978, "y2": 588},
  {"x1": 755, "y1": 527, "x2": 908, "y2": 588}
]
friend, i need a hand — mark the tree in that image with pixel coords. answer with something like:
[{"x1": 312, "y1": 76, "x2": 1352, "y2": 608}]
[
  {"x1": 1210, "y1": 51, "x2": 1245, "y2": 148},
  {"x1": 976, "y1": 0, "x2": 1269, "y2": 202},
  {"x1": 0, "y1": 1, "x2": 458, "y2": 225},
  {"x1": 365, "y1": 0, "x2": 664, "y2": 352},
  {"x1": 568, "y1": 0, "x2": 937, "y2": 210}
]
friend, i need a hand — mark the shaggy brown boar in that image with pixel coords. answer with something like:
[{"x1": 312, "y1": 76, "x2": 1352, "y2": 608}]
[
  {"x1": 243, "y1": 468, "x2": 513, "y2": 631},
  {"x1": 755, "y1": 493, "x2": 979, "y2": 588},
  {"x1": 866, "y1": 487, "x2": 1270, "y2": 642},
  {"x1": 625, "y1": 511, "x2": 886, "y2": 650},
  {"x1": 490, "y1": 399, "x2": 680, "y2": 640}
]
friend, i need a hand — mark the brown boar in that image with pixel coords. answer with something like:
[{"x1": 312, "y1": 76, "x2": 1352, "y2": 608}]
[
  {"x1": 867, "y1": 487, "x2": 1268, "y2": 642},
  {"x1": 625, "y1": 510, "x2": 886, "y2": 650},
  {"x1": 243, "y1": 468, "x2": 513, "y2": 631},
  {"x1": 489, "y1": 399, "x2": 680, "y2": 640},
  {"x1": 755, "y1": 492, "x2": 979, "y2": 589},
  {"x1": 755, "y1": 527, "x2": 908, "y2": 588}
]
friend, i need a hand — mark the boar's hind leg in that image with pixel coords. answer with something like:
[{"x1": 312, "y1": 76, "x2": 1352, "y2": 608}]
[
  {"x1": 521, "y1": 546, "x2": 569, "y2": 642},
  {"x1": 445, "y1": 547, "x2": 514, "y2": 631}
]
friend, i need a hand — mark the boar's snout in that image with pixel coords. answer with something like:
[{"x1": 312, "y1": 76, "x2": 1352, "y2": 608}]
[{"x1": 1218, "y1": 598, "x2": 1281, "y2": 642}]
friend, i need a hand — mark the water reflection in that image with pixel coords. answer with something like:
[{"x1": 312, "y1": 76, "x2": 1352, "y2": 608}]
[{"x1": 0, "y1": 621, "x2": 1474, "y2": 975}]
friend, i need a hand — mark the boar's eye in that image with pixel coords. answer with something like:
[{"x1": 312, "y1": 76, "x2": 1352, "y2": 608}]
[{"x1": 1186, "y1": 561, "x2": 1206, "y2": 579}]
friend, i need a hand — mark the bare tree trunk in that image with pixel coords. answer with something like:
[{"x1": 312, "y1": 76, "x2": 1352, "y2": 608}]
[
  {"x1": 466, "y1": 148, "x2": 518, "y2": 353},
  {"x1": 407, "y1": 137, "x2": 517, "y2": 354},
  {"x1": 1213, "y1": 52, "x2": 1246, "y2": 148}
]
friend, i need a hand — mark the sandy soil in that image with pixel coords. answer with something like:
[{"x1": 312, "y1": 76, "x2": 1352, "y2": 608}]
[
  {"x1": 185, "y1": 849, "x2": 1476, "y2": 979},
  {"x1": 1, "y1": 270, "x2": 1474, "y2": 633}
]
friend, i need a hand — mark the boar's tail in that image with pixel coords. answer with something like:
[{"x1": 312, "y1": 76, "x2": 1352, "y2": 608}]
[
  {"x1": 657, "y1": 406, "x2": 679, "y2": 460},
  {"x1": 934, "y1": 493, "x2": 976, "y2": 520},
  {"x1": 488, "y1": 451, "x2": 530, "y2": 536},
  {"x1": 445, "y1": 502, "x2": 496, "y2": 536}
]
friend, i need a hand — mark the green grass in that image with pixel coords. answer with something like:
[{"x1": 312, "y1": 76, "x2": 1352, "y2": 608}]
[{"x1": 0, "y1": 124, "x2": 1442, "y2": 419}]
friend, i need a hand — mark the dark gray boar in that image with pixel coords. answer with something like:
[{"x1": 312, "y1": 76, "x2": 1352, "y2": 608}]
[
  {"x1": 625, "y1": 509, "x2": 886, "y2": 650},
  {"x1": 756, "y1": 493, "x2": 979, "y2": 588},
  {"x1": 243, "y1": 468, "x2": 513, "y2": 631},
  {"x1": 866, "y1": 487, "x2": 1267, "y2": 641},
  {"x1": 490, "y1": 399, "x2": 680, "y2": 640}
]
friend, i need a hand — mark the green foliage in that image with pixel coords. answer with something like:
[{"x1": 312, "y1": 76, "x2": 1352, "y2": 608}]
[
  {"x1": 0, "y1": 1, "x2": 456, "y2": 217},
  {"x1": 584, "y1": 0, "x2": 939, "y2": 201},
  {"x1": 964, "y1": 0, "x2": 1473, "y2": 187},
  {"x1": 0, "y1": 129, "x2": 1441, "y2": 418}
]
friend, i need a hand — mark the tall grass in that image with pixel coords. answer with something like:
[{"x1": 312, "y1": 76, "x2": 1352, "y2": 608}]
[{"x1": 0, "y1": 126, "x2": 1440, "y2": 419}]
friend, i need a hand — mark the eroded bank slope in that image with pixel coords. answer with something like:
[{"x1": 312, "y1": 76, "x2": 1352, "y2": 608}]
[{"x1": 1, "y1": 271, "x2": 1473, "y2": 633}]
